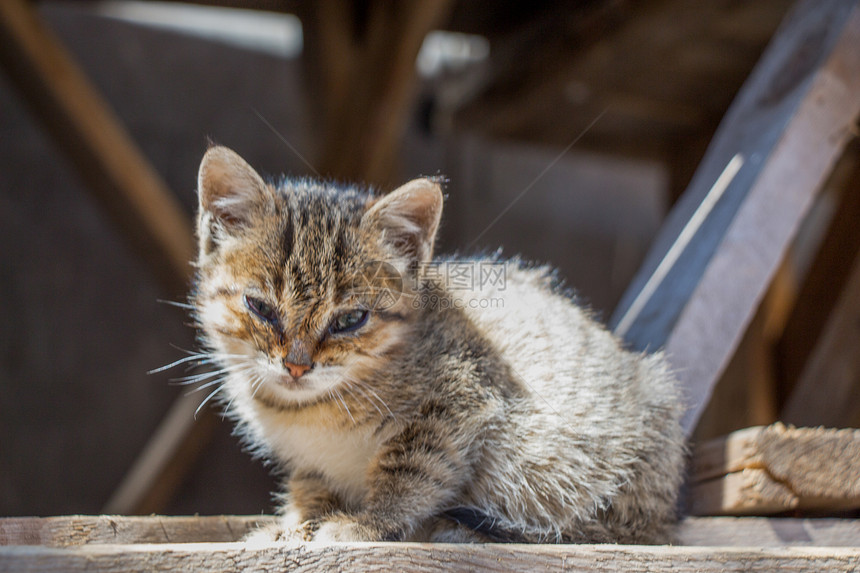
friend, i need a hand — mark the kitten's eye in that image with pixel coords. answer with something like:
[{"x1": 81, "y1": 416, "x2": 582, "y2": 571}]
[
  {"x1": 244, "y1": 295, "x2": 279, "y2": 324},
  {"x1": 329, "y1": 309, "x2": 369, "y2": 334}
]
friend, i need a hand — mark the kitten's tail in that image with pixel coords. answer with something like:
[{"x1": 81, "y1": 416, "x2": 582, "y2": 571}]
[{"x1": 441, "y1": 507, "x2": 525, "y2": 543}]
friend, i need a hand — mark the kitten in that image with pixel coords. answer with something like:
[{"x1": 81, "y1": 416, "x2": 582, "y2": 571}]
[{"x1": 191, "y1": 146, "x2": 685, "y2": 544}]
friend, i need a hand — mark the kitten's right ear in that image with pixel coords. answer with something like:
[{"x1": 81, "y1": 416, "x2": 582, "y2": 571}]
[
  {"x1": 197, "y1": 146, "x2": 269, "y2": 230},
  {"x1": 362, "y1": 178, "x2": 443, "y2": 264}
]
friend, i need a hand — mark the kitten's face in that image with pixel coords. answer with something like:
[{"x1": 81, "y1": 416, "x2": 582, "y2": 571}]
[{"x1": 193, "y1": 147, "x2": 442, "y2": 408}]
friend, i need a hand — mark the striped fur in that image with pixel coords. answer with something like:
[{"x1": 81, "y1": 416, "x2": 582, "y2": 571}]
[{"x1": 192, "y1": 146, "x2": 686, "y2": 544}]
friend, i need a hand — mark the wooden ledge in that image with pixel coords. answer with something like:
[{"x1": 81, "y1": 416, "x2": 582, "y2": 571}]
[
  {"x1": 2, "y1": 515, "x2": 860, "y2": 572},
  {"x1": 691, "y1": 423, "x2": 860, "y2": 515},
  {"x1": 2, "y1": 537, "x2": 860, "y2": 572},
  {"x1": 3, "y1": 515, "x2": 860, "y2": 548}
]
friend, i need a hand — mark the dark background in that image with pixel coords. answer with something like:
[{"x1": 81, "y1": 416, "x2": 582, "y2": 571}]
[{"x1": 3, "y1": 0, "x2": 822, "y2": 517}]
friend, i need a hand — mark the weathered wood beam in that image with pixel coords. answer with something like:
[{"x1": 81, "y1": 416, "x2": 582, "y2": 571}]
[
  {"x1": 776, "y1": 142, "x2": 860, "y2": 414},
  {"x1": 451, "y1": 0, "x2": 792, "y2": 163},
  {"x1": 610, "y1": 0, "x2": 860, "y2": 433},
  {"x1": 0, "y1": 515, "x2": 270, "y2": 547},
  {"x1": 4, "y1": 515, "x2": 860, "y2": 548},
  {"x1": 299, "y1": 0, "x2": 453, "y2": 186},
  {"x1": 678, "y1": 517, "x2": 860, "y2": 547},
  {"x1": 781, "y1": 240, "x2": 860, "y2": 427},
  {"x1": 101, "y1": 393, "x2": 218, "y2": 515},
  {"x1": 0, "y1": 0, "x2": 214, "y2": 516},
  {"x1": 690, "y1": 424, "x2": 860, "y2": 516},
  {"x1": 2, "y1": 539, "x2": 860, "y2": 572},
  {"x1": 0, "y1": 0, "x2": 194, "y2": 295}
]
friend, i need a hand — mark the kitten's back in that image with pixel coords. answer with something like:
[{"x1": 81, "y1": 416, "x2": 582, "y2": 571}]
[{"x1": 447, "y1": 257, "x2": 684, "y2": 543}]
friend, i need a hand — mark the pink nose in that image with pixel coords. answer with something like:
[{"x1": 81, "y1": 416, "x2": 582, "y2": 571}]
[{"x1": 284, "y1": 362, "x2": 312, "y2": 378}]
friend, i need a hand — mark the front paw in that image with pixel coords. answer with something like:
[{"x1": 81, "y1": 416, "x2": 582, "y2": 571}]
[
  {"x1": 244, "y1": 522, "x2": 300, "y2": 546},
  {"x1": 244, "y1": 512, "x2": 316, "y2": 546},
  {"x1": 279, "y1": 506, "x2": 317, "y2": 541},
  {"x1": 313, "y1": 515, "x2": 389, "y2": 542}
]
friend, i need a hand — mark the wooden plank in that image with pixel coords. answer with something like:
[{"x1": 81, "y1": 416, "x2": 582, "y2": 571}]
[
  {"x1": 4, "y1": 515, "x2": 860, "y2": 548},
  {"x1": 690, "y1": 469, "x2": 800, "y2": 516},
  {"x1": 100, "y1": 393, "x2": 218, "y2": 515},
  {"x1": 692, "y1": 426, "x2": 764, "y2": 483},
  {"x1": 0, "y1": 515, "x2": 271, "y2": 547},
  {"x1": 781, "y1": 234, "x2": 860, "y2": 427},
  {"x1": 450, "y1": 0, "x2": 792, "y2": 164},
  {"x1": 0, "y1": 0, "x2": 194, "y2": 294},
  {"x1": 0, "y1": 0, "x2": 216, "y2": 516},
  {"x1": 678, "y1": 517, "x2": 860, "y2": 547},
  {"x1": 690, "y1": 424, "x2": 860, "y2": 515},
  {"x1": 299, "y1": 1, "x2": 453, "y2": 186},
  {"x1": 691, "y1": 279, "x2": 787, "y2": 442},
  {"x1": 2, "y1": 540, "x2": 860, "y2": 572},
  {"x1": 610, "y1": 0, "x2": 860, "y2": 433},
  {"x1": 776, "y1": 142, "x2": 860, "y2": 408}
]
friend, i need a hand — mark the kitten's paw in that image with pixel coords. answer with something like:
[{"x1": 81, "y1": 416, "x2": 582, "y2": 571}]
[
  {"x1": 244, "y1": 523, "x2": 296, "y2": 547},
  {"x1": 279, "y1": 507, "x2": 311, "y2": 536},
  {"x1": 243, "y1": 514, "x2": 316, "y2": 546},
  {"x1": 313, "y1": 515, "x2": 386, "y2": 542}
]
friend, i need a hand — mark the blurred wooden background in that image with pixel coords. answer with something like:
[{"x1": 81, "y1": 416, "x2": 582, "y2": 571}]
[{"x1": 1, "y1": 0, "x2": 858, "y2": 519}]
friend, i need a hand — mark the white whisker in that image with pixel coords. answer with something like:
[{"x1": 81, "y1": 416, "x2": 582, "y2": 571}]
[
  {"x1": 169, "y1": 360, "x2": 258, "y2": 386},
  {"x1": 168, "y1": 344, "x2": 205, "y2": 356},
  {"x1": 333, "y1": 389, "x2": 355, "y2": 424},
  {"x1": 195, "y1": 384, "x2": 228, "y2": 418},
  {"x1": 170, "y1": 369, "x2": 228, "y2": 385},
  {"x1": 352, "y1": 379, "x2": 394, "y2": 419},
  {"x1": 149, "y1": 354, "x2": 208, "y2": 374},
  {"x1": 157, "y1": 299, "x2": 195, "y2": 310},
  {"x1": 152, "y1": 348, "x2": 254, "y2": 376},
  {"x1": 184, "y1": 377, "x2": 226, "y2": 395},
  {"x1": 345, "y1": 381, "x2": 383, "y2": 417},
  {"x1": 247, "y1": 373, "x2": 267, "y2": 403}
]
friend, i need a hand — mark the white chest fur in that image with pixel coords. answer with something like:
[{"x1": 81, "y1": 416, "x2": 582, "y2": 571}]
[{"x1": 259, "y1": 410, "x2": 383, "y2": 501}]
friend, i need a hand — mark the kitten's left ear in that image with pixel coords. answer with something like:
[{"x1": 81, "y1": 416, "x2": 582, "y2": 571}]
[
  {"x1": 197, "y1": 146, "x2": 269, "y2": 229},
  {"x1": 362, "y1": 178, "x2": 443, "y2": 263}
]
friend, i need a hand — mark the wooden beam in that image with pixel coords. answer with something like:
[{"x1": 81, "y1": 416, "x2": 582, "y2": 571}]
[
  {"x1": 678, "y1": 517, "x2": 860, "y2": 547},
  {"x1": 690, "y1": 424, "x2": 860, "y2": 516},
  {"x1": 299, "y1": 0, "x2": 453, "y2": 186},
  {"x1": 0, "y1": 0, "x2": 194, "y2": 295},
  {"x1": 0, "y1": 515, "x2": 270, "y2": 547},
  {"x1": 2, "y1": 538, "x2": 860, "y2": 572},
  {"x1": 691, "y1": 257, "x2": 797, "y2": 442},
  {"x1": 0, "y1": 0, "x2": 214, "y2": 515},
  {"x1": 451, "y1": 0, "x2": 792, "y2": 162},
  {"x1": 101, "y1": 393, "x2": 218, "y2": 515},
  {"x1": 690, "y1": 469, "x2": 801, "y2": 516},
  {"x1": 4, "y1": 515, "x2": 860, "y2": 548},
  {"x1": 781, "y1": 241, "x2": 860, "y2": 426},
  {"x1": 776, "y1": 141, "x2": 860, "y2": 416},
  {"x1": 609, "y1": 0, "x2": 860, "y2": 433}
]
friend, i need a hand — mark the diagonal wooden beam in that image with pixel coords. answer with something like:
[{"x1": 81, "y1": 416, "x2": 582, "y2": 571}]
[
  {"x1": 775, "y1": 142, "x2": 860, "y2": 413},
  {"x1": 781, "y1": 241, "x2": 860, "y2": 427},
  {"x1": 610, "y1": 0, "x2": 860, "y2": 434},
  {"x1": 0, "y1": 0, "x2": 210, "y2": 514},
  {"x1": 0, "y1": 0, "x2": 194, "y2": 294},
  {"x1": 299, "y1": 0, "x2": 453, "y2": 187}
]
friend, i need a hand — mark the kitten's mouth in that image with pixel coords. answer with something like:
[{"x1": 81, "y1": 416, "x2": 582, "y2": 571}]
[
  {"x1": 275, "y1": 374, "x2": 306, "y2": 390},
  {"x1": 252, "y1": 368, "x2": 331, "y2": 407},
  {"x1": 250, "y1": 363, "x2": 351, "y2": 407}
]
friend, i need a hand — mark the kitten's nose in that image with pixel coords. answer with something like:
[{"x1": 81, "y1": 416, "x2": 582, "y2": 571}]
[
  {"x1": 284, "y1": 361, "x2": 312, "y2": 379},
  {"x1": 283, "y1": 339, "x2": 314, "y2": 378}
]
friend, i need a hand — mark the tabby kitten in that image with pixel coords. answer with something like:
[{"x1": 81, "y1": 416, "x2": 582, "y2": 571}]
[{"x1": 192, "y1": 146, "x2": 685, "y2": 544}]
